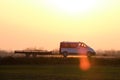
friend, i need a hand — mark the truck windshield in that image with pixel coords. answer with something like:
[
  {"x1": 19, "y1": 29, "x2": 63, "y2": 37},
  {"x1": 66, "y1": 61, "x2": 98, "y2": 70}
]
[{"x1": 78, "y1": 43, "x2": 87, "y2": 47}]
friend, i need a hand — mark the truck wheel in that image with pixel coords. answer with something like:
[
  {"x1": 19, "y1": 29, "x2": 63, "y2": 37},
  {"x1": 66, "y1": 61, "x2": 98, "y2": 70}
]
[
  {"x1": 87, "y1": 52, "x2": 92, "y2": 57},
  {"x1": 63, "y1": 52, "x2": 68, "y2": 58},
  {"x1": 87, "y1": 51, "x2": 95, "y2": 57},
  {"x1": 87, "y1": 51, "x2": 96, "y2": 57}
]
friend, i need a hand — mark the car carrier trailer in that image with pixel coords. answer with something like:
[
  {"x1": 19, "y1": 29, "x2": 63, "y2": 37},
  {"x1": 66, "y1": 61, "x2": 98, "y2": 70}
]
[{"x1": 14, "y1": 50, "x2": 53, "y2": 57}]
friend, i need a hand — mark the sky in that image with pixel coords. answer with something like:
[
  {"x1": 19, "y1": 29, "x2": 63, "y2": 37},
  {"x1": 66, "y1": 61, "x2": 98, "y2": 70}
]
[{"x1": 0, "y1": 0, "x2": 120, "y2": 50}]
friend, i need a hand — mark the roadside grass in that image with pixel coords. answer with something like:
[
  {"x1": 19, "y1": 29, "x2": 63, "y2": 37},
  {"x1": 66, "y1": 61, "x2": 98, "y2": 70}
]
[
  {"x1": 0, "y1": 65, "x2": 120, "y2": 80},
  {"x1": 1, "y1": 57, "x2": 120, "y2": 80},
  {"x1": 1, "y1": 56, "x2": 120, "y2": 66}
]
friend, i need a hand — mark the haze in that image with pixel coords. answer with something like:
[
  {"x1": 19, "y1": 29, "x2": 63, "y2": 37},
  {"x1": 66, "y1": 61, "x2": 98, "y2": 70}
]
[{"x1": 0, "y1": 0, "x2": 120, "y2": 50}]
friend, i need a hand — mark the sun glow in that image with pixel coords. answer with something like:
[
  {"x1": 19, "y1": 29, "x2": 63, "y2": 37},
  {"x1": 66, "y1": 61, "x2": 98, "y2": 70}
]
[
  {"x1": 80, "y1": 56, "x2": 91, "y2": 71},
  {"x1": 44, "y1": 0, "x2": 97, "y2": 15}
]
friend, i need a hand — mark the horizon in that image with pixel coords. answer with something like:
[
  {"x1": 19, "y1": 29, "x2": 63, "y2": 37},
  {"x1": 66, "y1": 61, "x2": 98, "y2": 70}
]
[{"x1": 0, "y1": 0, "x2": 120, "y2": 51}]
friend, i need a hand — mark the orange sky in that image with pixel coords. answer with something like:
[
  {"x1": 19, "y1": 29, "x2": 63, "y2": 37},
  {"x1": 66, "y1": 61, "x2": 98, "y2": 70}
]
[{"x1": 0, "y1": 0, "x2": 120, "y2": 50}]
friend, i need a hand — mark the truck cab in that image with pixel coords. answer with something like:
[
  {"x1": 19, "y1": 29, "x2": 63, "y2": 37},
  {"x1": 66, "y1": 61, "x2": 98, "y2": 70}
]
[{"x1": 59, "y1": 41, "x2": 96, "y2": 57}]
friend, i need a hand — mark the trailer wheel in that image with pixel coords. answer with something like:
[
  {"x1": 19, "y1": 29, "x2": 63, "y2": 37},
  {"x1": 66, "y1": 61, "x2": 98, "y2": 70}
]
[
  {"x1": 32, "y1": 54, "x2": 37, "y2": 58},
  {"x1": 63, "y1": 52, "x2": 68, "y2": 58},
  {"x1": 25, "y1": 53, "x2": 30, "y2": 58}
]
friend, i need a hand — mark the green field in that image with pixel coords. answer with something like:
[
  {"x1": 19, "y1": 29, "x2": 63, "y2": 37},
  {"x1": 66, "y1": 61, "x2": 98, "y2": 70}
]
[
  {"x1": 0, "y1": 65, "x2": 120, "y2": 80},
  {"x1": 0, "y1": 57, "x2": 120, "y2": 80}
]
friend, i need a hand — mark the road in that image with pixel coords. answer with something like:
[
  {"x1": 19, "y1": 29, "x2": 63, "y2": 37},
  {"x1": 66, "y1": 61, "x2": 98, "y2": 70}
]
[{"x1": 13, "y1": 53, "x2": 120, "y2": 58}]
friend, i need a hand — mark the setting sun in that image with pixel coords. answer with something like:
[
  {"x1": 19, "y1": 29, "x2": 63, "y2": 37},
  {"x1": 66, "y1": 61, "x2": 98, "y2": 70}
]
[
  {"x1": 0, "y1": 0, "x2": 120, "y2": 50},
  {"x1": 44, "y1": 0, "x2": 97, "y2": 15}
]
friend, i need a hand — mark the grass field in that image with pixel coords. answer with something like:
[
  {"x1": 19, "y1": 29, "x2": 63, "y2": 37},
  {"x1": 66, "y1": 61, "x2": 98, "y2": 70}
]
[
  {"x1": 0, "y1": 57, "x2": 120, "y2": 80},
  {"x1": 0, "y1": 65, "x2": 120, "y2": 80}
]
